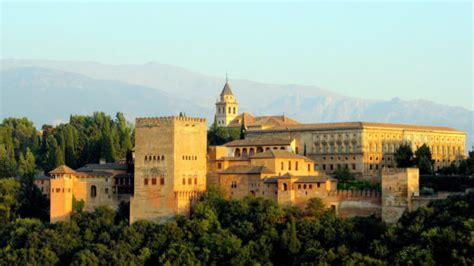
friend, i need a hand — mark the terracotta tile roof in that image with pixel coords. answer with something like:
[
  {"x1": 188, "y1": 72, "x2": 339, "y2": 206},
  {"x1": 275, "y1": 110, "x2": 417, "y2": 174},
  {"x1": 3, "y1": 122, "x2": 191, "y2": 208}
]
[
  {"x1": 76, "y1": 163, "x2": 128, "y2": 172},
  {"x1": 227, "y1": 112, "x2": 299, "y2": 129},
  {"x1": 263, "y1": 175, "x2": 327, "y2": 183},
  {"x1": 221, "y1": 165, "x2": 274, "y2": 174},
  {"x1": 248, "y1": 121, "x2": 464, "y2": 133},
  {"x1": 49, "y1": 165, "x2": 76, "y2": 175},
  {"x1": 225, "y1": 137, "x2": 293, "y2": 147},
  {"x1": 250, "y1": 150, "x2": 313, "y2": 161},
  {"x1": 34, "y1": 172, "x2": 50, "y2": 180}
]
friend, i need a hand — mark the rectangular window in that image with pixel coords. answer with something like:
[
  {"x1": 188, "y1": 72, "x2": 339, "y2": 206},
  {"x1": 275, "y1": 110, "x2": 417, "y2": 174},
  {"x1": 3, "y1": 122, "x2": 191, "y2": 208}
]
[
  {"x1": 369, "y1": 164, "x2": 373, "y2": 170},
  {"x1": 309, "y1": 184, "x2": 312, "y2": 189},
  {"x1": 188, "y1": 178, "x2": 192, "y2": 185},
  {"x1": 308, "y1": 164, "x2": 310, "y2": 171},
  {"x1": 330, "y1": 164, "x2": 334, "y2": 170},
  {"x1": 182, "y1": 178, "x2": 185, "y2": 185},
  {"x1": 160, "y1": 178, "x2": 165, "y2": 185},
  {"x1": 317, "y1": 183, "x2": 321, "y2": 188},
  {"x1": 152, "y1": 178, "x2": 157, "y2": 185},
  {"x1": 56, "y1": 188, "x2": 60, "y2": 193},
  {"x1": 323, "y1": 164, "x2": 326, "y2": 170},
  {"x1": 288, "y1": 161, "x2": 292, "y2": 170},
  {"x1": 144, "y1": 178, "x2": 149, "y2": 185},
  {"x1": 217, "y1": 163, "x2": 222, "y2": 169},
  {"x1": 105, "y1": 188, "x2": 109, "y2": 194},
  {"x1": 352, "y1": 164, "x2": 356, "y2": 170},
  {"x1": 295, "y1": 161, "x2": 299, "y2": 171},
  {"x1": 194, "y1": 178, "x2": 197, "y2": 185}
]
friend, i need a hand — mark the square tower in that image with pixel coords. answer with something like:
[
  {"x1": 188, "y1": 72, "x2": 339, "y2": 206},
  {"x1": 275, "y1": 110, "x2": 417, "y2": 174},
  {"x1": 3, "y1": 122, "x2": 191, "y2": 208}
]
[{"x1": 130, "y1": 116, "x2": 207, "y2": 223}]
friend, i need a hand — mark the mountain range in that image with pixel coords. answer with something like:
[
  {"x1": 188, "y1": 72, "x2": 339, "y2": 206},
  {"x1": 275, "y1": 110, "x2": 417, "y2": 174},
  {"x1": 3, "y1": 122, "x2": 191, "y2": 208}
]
[{"x1": 1, "y1": 59, "x2": 472, "y2": 148}]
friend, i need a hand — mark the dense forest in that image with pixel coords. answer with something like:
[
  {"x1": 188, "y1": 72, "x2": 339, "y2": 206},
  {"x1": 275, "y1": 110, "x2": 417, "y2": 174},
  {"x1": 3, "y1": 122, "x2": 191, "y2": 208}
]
[
  {"x1": 0, "y1": 113, "x2": 133, "y2": 177},
  {"x1": 0, "y1": 184, "x2": 473, "y2": 265}
]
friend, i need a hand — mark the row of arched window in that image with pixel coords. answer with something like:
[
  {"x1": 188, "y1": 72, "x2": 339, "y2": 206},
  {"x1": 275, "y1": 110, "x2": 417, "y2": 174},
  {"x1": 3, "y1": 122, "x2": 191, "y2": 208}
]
[
  {"x1": 144, "y1": 177, "x2": 165, "y2": 186},
  {"x1": 218, "y1": 106, "x2": 236, "y2": 115},
  {"x1": 51, "y1": 187, "x2": 71, "y2": 193},
  {"x1": 182, "y1": 178, "x2": 198, "y2": 185},
  {"x1": 183, "y1": 155, "x2": 197, "y2": 160},
  {"x1": 234, "y1": 146, "x2": 286, "y2": 157},
  {"x1": 145, "y1": 155, "x2": 165, "y2": 161}
]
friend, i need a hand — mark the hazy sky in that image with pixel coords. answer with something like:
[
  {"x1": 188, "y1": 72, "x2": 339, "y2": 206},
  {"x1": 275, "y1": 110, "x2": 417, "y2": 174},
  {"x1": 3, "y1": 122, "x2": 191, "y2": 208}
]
[{"x1": 1, "y1": 1, "x2": 473, "y2": 110}]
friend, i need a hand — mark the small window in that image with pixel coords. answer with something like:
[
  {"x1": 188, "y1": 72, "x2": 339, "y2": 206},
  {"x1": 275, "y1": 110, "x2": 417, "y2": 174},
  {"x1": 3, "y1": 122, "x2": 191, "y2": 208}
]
[
  {"x1": 296, "y1": 161, "x2": 299, "y2": 171},
  {"x1": 152, "y1": 178, "x2": 157, "y2": 185},
  {"x1": 309, "y1": 184, "x2": 312, "y2": 189},
  {"x1": 182, "y1": 178, "x2": 186, "y2": 185},
  {"x1": 91, "y1": 185, "x2": 97, "y2": 198},
  {"x1": 298, "y1": 184, "x2": 301, "y2": 189},
  {"x1": 160, "y1": 178, "x2": 165, "y2": 185},
  {"x1": 303, "y1": 184, "x2": 307, "y2": 189},
  {"x1": 288, "y1": 161, "x2": 292, "y2": 170},
  {"x1": 194, "y1": 178, "x2": 197, "y2": 185},
  {"x1": 144, "y1": 178, "x2": 149, "y2": 185},
  {"x1": 308, "y1": 164, "x2": 310, "y2": 171},
  {"x1": 188, "y1": 178, "x2": 192, "y2": 185},
  {"x1": 217, "y1": 163, "x2": 222, "y2": 169},
  {"x1": 317, "y1": 183, "x2": 321, "y2": 188},
  {"x1": 281, "y1": 162, "x2": 284, "y2": 171},
  {"x1": 161, "y1": 155, "x2": 165, "y2": 160},
  {"x1": 105, "y1": 188, "x2": 109, "y2": 194}
]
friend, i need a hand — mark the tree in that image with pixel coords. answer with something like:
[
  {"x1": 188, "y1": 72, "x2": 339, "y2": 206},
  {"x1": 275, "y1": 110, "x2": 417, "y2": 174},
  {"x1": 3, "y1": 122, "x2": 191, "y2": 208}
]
[
  {"x1": 44, "y1": 136, "x2": 62, "y2": 173},
  {"x1": 18, "y1": 148, "x2": 36, "y2": 178},
  {"x1": 333, "y1": 167, "x2": 355, "y2": 183},
  {"x1": 395, "y1": 142, "x2": 414, "y2": 168},
  {"x1": 0, "y1": 178, "x2": 20, "y2": 223},
  {"x1": 0, "y1": 144, "x2": 17, "y2": 178},
  {"x1": 304, "y1": 197, "x2": 326, "y2": 217},
  {"x1": 18, "y1": 175, "x2": 49, "y2": 221},
  {"x1": 415, "y1": 144, "x2": 434, "y2": 175}
]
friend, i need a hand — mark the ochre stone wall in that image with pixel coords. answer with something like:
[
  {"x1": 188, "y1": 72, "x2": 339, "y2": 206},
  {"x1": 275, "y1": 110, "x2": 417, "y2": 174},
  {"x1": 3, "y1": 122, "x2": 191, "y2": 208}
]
[
  {"x1": 246, "y1": 124, "x2": 466, "y2": 180},
  {"x1": 381, "y1": 168, "x2": 420, "y2": 223},
  {"x1": 50, "y1": 175, "x2": 73, "y2": 223},
  {"x1": 130, "y1": 116, "x2": 207, "y2": 223}
]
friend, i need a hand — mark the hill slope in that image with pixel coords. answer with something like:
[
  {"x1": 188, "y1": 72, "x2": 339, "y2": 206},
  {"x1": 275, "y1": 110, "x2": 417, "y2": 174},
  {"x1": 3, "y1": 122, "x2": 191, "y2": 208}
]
[{"x1": 1, "y1": 59, "x2": 472, "y2": 148}]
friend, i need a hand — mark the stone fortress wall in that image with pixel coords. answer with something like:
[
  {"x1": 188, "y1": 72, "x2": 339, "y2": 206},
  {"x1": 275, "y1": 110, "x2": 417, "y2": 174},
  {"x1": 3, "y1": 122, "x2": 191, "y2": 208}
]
[{"x1": 130, "y1": 116, "x2": 207, "y2": 223}]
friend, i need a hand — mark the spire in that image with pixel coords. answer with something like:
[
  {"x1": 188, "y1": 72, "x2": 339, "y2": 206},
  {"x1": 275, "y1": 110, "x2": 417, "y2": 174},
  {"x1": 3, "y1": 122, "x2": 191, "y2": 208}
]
[{"x1": 220, "y1": 74, "x2": 233, "y2": 96}]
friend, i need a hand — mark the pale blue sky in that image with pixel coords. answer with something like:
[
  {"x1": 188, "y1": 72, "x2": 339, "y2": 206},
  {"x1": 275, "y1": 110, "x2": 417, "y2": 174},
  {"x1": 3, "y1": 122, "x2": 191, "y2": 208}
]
[{"x1": 1, "y1": 1, "x2": 473, "y2": 110}]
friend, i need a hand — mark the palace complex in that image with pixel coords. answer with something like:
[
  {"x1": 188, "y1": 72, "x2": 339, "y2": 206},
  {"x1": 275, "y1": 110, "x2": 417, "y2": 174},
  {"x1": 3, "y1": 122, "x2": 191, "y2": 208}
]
[{"x1": 46, "y1": 79, "x2": 468, "y2": 224}]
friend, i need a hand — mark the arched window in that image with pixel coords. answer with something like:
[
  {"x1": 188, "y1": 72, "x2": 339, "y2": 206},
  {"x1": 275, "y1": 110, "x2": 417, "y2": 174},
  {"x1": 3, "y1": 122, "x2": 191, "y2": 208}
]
[
  {"x1": 283, "y1": 183, "x2": 288, "y2": 191},
  {"x1": 161, "y1": 155, "x2": 165, "y2": 160},
  {"x1": 257, "y1": 147, "x2": 263, "y2": 153},
  {"x1": 288, "y1": 161, "x2": 292, "y2": 170},
  {"x1": 233, "y1": 107, "x2": 236, "y2": 114},
  {"x1": 281, "y1": 162, "x2": 284, "y2": 170},
  {"x1": 242, "y1": 148, "x2": 248, "y2": 157},
  {"x1": 228, "y1": 107, "x2": 231, "y2": 113},
  {"x1": 91, "y1": 185, "x2": 97, "y2": 198},
  {"x1": 235, "y1": 148, "x2": 241, "y2": 157},
  {"x1": 295, "y1": 161, "x2": 299, "y2": 171},
  {"x1": 249, "y1": 148, "x2": 255, "y2": 156}
]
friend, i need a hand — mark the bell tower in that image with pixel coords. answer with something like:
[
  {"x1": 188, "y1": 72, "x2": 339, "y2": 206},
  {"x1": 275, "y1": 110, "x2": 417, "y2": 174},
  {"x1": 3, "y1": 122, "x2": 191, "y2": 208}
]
[{"x1": 215, "y1": 75, "x2": 238, "y2": 127}]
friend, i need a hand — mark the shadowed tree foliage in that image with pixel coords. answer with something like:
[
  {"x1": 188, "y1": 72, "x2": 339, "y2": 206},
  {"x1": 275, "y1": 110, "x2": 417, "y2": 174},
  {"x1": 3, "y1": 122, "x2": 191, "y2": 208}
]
[
  {"x1": 0, "y1": 182, "x2": 473, "y2": 265},
  {"x1": 395, "y1": 142, "x2": 415, "y2": 168}
]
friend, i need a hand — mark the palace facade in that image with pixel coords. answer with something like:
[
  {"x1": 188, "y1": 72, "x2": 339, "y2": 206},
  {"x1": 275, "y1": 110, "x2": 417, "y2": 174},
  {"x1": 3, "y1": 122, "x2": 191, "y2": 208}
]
[{"x1": 46, "y1": 79, "x2": 468, "y2": 224}]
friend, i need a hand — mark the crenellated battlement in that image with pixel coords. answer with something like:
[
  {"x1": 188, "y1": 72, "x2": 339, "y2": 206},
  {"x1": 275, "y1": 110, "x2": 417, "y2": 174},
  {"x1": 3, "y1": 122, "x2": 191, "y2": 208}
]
[
  {"x1": 327, "y1": 189, "x2": 380, "y2": 198},
  {"x1": 136, "y1": 116, "x2": 207, "y2": 127}
]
